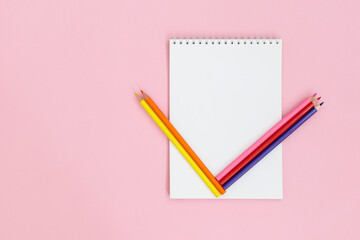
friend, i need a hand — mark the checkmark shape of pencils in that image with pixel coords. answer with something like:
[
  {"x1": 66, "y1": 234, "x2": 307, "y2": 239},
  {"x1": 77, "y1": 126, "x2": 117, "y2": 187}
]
[{"x1": 136, "y1": 90, "x2": 323, "y2": 197}]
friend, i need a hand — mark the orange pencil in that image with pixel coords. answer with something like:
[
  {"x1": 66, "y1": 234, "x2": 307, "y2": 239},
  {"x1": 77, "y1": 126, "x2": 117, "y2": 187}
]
[{"x1": 141, "y1": 90, "x2": 226, "y2": 195}]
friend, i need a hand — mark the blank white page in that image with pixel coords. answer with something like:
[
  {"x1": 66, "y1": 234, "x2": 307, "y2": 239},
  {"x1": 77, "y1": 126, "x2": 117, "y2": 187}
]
[{"x1": 169, "y1": 38, "x2": 282, "y2": 199}]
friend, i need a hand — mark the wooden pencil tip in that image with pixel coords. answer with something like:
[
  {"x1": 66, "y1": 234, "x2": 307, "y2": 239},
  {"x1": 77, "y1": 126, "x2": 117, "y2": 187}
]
[
  {"x1": 320, "y1": 102, "x2": 324, "y2": 106},
  {"x1": 317, "y1": 97, "x2": 321, "y2": 100},
  {"x1": 313, "y1": 93, "x2": 317, "y2": 97},
  {"x1": 135, "y1": 93, "x2": 143, "y2": 102},
  {"x1": 142, "y1": 91, "x2": 149, "y2": 99}
]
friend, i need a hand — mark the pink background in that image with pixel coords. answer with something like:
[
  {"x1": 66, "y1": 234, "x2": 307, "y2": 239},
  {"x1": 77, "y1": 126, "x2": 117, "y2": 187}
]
[{"x1": 1, "y1": 0, "x2": 359, "y2": 239}]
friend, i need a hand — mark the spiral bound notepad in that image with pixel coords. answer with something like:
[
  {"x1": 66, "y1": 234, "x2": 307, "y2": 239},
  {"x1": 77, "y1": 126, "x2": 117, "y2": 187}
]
[{"x1": 169, "y1": 37, "x2": 282, "y2": 199}]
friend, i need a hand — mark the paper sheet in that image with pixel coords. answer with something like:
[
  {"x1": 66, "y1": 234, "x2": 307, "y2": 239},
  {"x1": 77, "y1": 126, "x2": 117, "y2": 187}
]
[{"x1": 169, "y1": 38, "x2": 282, "y2": 199}]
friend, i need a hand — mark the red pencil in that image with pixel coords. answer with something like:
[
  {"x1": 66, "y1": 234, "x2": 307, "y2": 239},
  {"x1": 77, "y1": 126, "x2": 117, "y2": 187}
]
[{"x1": 219, "y1": 97, "x2": 320, "y2": 185}]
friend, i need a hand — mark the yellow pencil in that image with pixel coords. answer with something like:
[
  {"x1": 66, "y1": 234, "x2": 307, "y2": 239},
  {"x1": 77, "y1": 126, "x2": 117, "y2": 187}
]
[{"x1": 136, "y1": 93, "x2": 221, "y2": 197}]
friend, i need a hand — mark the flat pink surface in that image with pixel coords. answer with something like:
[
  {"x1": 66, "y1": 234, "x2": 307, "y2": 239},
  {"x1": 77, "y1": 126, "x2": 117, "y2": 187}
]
[{"x1": 0, "y1": 0, "x2": 359, "y2": 239}]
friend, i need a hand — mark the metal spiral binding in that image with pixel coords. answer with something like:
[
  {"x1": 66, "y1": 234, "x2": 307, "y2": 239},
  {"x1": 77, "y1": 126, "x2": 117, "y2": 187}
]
[{"x1": 171, "y1": 37, "x2": 280, "y2": 45}]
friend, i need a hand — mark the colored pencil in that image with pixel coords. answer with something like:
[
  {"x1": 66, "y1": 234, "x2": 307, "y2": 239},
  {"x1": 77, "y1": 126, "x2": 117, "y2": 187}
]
[
  {"x1": 141, "y1": 90, "x2": 226, "y2": 195},
  {"x1": 136, "y1": 93, "x2": 221, "y2": 197},
  {"x1": 218, "y1": 96, "x2": 319, "y2": 185},
  {"x1": 216, "y1": 94, "x2": 317, "y2": 182},
  {"x1": 223, "y1": 102, "x2": 323, "y2": 189}
]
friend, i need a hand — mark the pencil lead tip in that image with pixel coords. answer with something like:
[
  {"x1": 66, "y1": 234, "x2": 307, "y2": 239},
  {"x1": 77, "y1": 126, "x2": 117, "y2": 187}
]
[
  {"x1": 135, "y1": 92, "x2": 138, "y2": 96},
  {"x1": 320, "y1": 102, "x2": 324, "y2": 106},
  {"x1": 317, "y1": 97, "x2": 321, "y2": 100},
  {"x1": 140, "y1": 90, "x2": 144, "y2": 94},
  {"x1": 313, "y1": 93, "x2": 317, "y2": 97}
]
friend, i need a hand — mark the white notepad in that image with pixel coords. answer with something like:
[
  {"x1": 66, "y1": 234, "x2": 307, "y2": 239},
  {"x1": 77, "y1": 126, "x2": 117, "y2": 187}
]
[{"x1": 169, "y1": 38, "x2": 282, "y2": 199}]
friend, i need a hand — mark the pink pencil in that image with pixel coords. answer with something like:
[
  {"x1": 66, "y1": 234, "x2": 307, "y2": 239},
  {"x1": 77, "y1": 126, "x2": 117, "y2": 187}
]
[{"x1": 216, "y1": 93, "x2": 317, "y2": 181}]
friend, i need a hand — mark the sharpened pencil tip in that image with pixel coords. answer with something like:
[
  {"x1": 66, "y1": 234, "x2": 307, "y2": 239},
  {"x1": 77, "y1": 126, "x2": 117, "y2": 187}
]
[
  {"x1": 313, "y1": 93, "x2": 317, "y2": 97},
  {"x1": 320, "y1": 102, "x2": 324, "y2": 106},
  {"x1": 141, "y1": 91, "x2": 149, "y2": 99},
  {"x1": 317, "y1": 97, "x2": 321, "y2": 100},
  {"x1": 135, "y1": 92, "x2": 143, "y2": 101}
]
